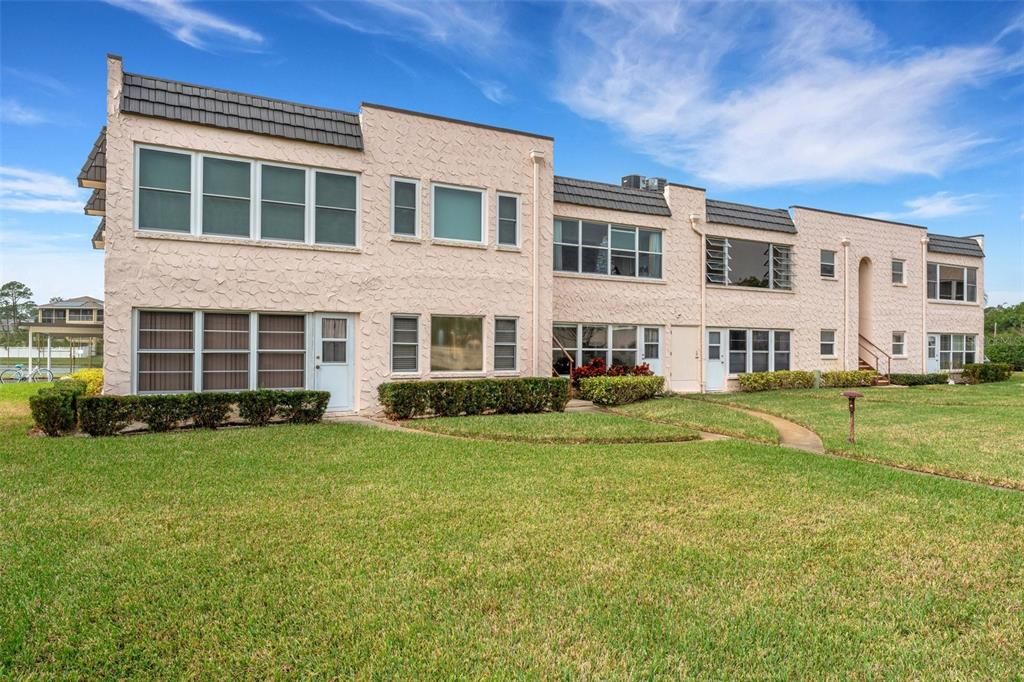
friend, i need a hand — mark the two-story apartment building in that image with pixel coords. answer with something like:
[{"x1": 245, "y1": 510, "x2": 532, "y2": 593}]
[{"x1": 82, "y1": 56, "x2": 984, "y2": 413}]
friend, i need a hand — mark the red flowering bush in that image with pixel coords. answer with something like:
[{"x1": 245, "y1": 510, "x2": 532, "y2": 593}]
[{"x1": 570, "y1": 358, "x2": 653, "y2": 387}]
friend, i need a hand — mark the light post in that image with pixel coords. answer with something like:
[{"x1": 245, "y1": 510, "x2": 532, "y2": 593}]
[{"x1": 842, "y1": 391, "x2": 863, "y2": 444}]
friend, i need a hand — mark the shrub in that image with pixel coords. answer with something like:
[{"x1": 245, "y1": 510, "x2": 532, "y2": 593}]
[
  {"x1": 29, "y1": 380, "x2": 87, "y2": 436},
  {"x1": 377, "y1": 377, "x2": 570, "y2": 420},
  {"x1": 276, "y1": 391, "x2": 330, "y2": 424},
  {"x1": 984, "y1": 333, "x2": 1024, "y2": 370},
  {"x1": 66, "y1": 368, "x2": 104, "y2": 396},
  {"x1": 737, "y1": 370, "x2": 816, "y2": 392},
  {"x1": 578, "y1": 375, "x2": 665, "y2": 406},
  {"x1": 135, "y1": 394, "x2": 191, "y2": 432},
  {"x1": 962, "y1": 363, "x2": 1013, "y2": 384},
  {"x1": 570, "y1": 358, "x2": 653, "y2": 387},
  {"x1": 237, "y1": 390, "x2": 281, "y2": 426},
  {"x1": 78, "y1": 396, "x2": 137, "y2": 437},
  {"x1": 820, "y1": 370, "x2": 876, "y2": 388},
  {"x1": 187, "y1": 393, "x2": 234, "y2": 429},
  {"x1": 889, "y1": 373, "x2": 948, "y2": 386}
]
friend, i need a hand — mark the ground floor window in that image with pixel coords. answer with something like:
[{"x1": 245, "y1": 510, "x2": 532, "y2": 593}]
[
  {"x1": 136, "y1": 310, "x2": 307, "y2": 393},
  {"x1": 493, "y1": 318, "x2": 517, "y2": 371},
  {"x1": 552, "y1": 323, "x2": 660, "y2": 374},
  {"x1": 722, "y1": 328, "x2": 790, "y2": 374},
  {"x1": 937, "y1": 333, "x2": 976, "y2": 370},
  {"x1": 891, "y1": 332, "x2": 905, "y2": 357},
  {"x1": 431, "y1": 316, "x2": 483, "y2": 372},
  {"x1": 820, "y1": 329, "x2": 836, "y2": 357}
]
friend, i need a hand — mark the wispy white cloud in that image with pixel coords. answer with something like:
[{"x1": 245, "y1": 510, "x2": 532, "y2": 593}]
[
  {"x1": 555, "y1": 2, "x2": 1023, "y2": 188},
  {"x1": 0, "y1": 167, "x2": 85, "y2": 214},
  {"x1": 871, "y1": 192, "x2": 984, "y2": 220},
  {"x1": 105, "y1": 0, "x2": 264, "y2": 50},
  {"x1": 0, "y1": 99, "x2": 46, "y2": 125},
  {"x1": 0, "y1": 227, "x2": 103, "y2": 302},
  {"x1": 458, "y1": 70, "x2": 512, "y2": 104},
  {"x1": 2, "y1": 67, "x2": 71, "y2": 95},
  {"x1": 311, "y1": 0, "x2": 509, "y2": 58}
]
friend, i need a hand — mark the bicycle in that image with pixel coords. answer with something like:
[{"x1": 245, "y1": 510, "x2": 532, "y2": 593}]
[{"x1": 0, "y1": 364, "x2": 54, "y2": 384}]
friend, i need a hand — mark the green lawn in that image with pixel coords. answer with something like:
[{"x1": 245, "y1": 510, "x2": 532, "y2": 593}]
[
  {"x1": 614, "y1": 396, "x2": 780, "y2": 443},
  {"x1": 2, "y1": 384, "x2": 1023, "y2": 677},
  {"x1": 698, "y1": 373, "x2": 1024, "y2": 489},
  {"x1": 403, "y1": 411, "x2": 699, "y2": 443}
]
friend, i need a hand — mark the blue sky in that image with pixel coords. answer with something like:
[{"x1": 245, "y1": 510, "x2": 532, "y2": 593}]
[{"x1": 1, "y1": 0, "x2": 1021, "y2": 305}]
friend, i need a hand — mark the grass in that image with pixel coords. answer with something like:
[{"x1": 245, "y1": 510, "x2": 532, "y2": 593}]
[
  {"x1": 403, "y1": 410, "x2": 700, "y2": 443},
  {"x1": 614, "y1": 396, "x2": 780, "y2": 443},
  {"x1": 2, "y1": 384, "x2": 1023, "y2": 677},
  {"x1": 698, "y1": 373, "x2": 1024, "y2": 489}
]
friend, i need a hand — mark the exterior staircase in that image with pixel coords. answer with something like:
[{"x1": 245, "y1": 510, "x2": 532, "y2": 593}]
[{"x1": 858, "y1": 335, "x2": 892, "y2": 386}]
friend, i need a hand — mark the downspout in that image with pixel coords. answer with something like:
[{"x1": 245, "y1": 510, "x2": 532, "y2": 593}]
[
  {"x1": 529, "y1": 150, "x2": 545, "y2": 376},
  {"x1": 689, "y1": 213, "x2": 705, "y2": 391},
  {"x1": 921, "y1": 235, "x2": 929, "y2": 373},
  {"x1": 841, "y1": 237, "x2": 851, "y2": 371}
]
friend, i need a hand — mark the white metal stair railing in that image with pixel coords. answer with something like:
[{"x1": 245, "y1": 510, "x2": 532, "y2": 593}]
[{"x1": 857, "y1": 334, "x2": 892, "y2": 376}]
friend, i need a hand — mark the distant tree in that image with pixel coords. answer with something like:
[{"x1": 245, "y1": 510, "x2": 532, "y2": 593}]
[
  {"x1": 985, "y1": 302, "x2": 1024, "y2": 335},
  {"x1": 0, "y1": 281, "x2": 35, "y2": 331}
]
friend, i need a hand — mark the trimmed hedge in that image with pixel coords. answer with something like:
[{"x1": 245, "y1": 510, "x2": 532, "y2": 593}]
[
  {"x1": 578, "y1": 375, "x2": 665, "y2": 406},
  {"x1": 29, "y1": 380, "x2": 87, "y2": 436},
  {"x1": 889, "y1": 372, "x2": 948, "y2": 386},
  {"x1": 738, "y1": 370, "x2": 816, "y2": 392},
  {"x1": 377, "y1": 377, "x2": 570, "y2": 420},
  {"x1": 820, "y1": 370, "x2": 877, "y2": 388},
  {"x1": 31, "y1": 389, "x2": 331, "y2": 437},
  {"x1": 962, "y1": 363, "x2": 1013, "y2": 384}
]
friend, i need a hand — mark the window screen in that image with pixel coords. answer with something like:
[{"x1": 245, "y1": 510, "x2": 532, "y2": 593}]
[
  {"x1": 494, "y1": 318, "x2": 517, "y2": 371},
  {"x1": 261, "y1": 165, "x2": 305, "y2": 241},
  {"x1": 138, "y1": 311, "x2": 194, "y2": 392},
  {"x1": 202, "y1": 157, "x2": 251, "y2": 237},
  {"x1": 257, "y1": 315, "x2": 305, "y2": 388},
  {"x1": 202, "y1": 313, "x2": 249, "y2": 391},
  {"x1": 138, "y1": 148, "x2": 191, "y2": 232},
  {"x1": 315, "y1": 172, "x2": 357, "y2": 245}
]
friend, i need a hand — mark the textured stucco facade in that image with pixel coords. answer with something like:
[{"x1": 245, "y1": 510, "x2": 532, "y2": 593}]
[{"x1": 94, "y1": 56, "x2": 985, "y2": 410}]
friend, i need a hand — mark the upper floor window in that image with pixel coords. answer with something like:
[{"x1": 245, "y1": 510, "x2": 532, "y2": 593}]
[
  {"x1": 927, "y1": 263, "x2": 977, "y2": 302},
  {"x1": 68, "y1": 309, "x2": 93, "y2": 321},
  {"x1": 138, "y1": 148, "x2": 191, "y2": 233},
  {"x1": 135, "y1": 145, "x2": 358, "y2": 247},
  {"x1": 891, "y1": 259, "x2": 905, "y2": 285},
  {"x1": 497, "y1": 194, "x2": 519, "y2": 246},
  {"x1": 432, "y1": 184, "x2": 484, "y2": 244},
  {"x1": 391, "y1": 178, "x2": 419, "y2": 237},
  {"x1": 706, "y1": 237, "x2": 792, "y2": 290},
  {"x1": 554, "y1": 218, "x2": 662, "y2": 279},
  {"x1": 820, "y1": 250, "x2": 836, "y2": 278},
  {"x1": 40, "y1": 310, "x2": 64, "y2": 324}
]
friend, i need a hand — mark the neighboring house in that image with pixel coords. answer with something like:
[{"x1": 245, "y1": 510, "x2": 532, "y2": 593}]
[
  {"x1": 24, "y1": 297, "x2": 105, "y2": 371},
  {"x1": 82, "y1": 55, "x2": 984, "y2": 412}
]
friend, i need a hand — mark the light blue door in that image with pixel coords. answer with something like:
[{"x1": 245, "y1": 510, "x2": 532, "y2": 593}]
[
  {"x1": 705, "y1": 329, "x2": 726, "y2": 392},
  {"x1": 315, "y1": 314, "x2": 354, "y2": 410},
  {"x1": 926, "y1": 334, "x2": 940, "y2": 373}
]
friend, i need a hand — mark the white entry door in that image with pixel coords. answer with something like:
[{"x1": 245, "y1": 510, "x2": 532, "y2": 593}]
[
  {"x1": 669, "y1": 325, "x2": 700, "y2": 392},
  {"x1": 926, "y1": 334, "x2": 940, "y2": 373},
  {"x1": 314, "y1": 314, "x2": 354, "y2": 411},
  {"x1": 641, "y1": 326, "x2": 662, "y2": 375},
  {"x1": 705, "y1": 329, "x2": 727, "y2": 392}
]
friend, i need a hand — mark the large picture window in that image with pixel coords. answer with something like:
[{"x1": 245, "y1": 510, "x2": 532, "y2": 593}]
[
  {"x1": 551, "y1": 323, "x2": 660, "y2": 374},
  {"x1": 928, "y1": 263, "x2": 977, "y2": 302},
  {"x1": 137, "y1": 311, "x2": 194, "y2": 393},
  {"x1": 432, "y1": 185, "x2": 484, "y2": 243},
  {"x1": 135, "y1": 145, "x2": 358, "y2": 246},
  {"x1": 724, "y1": 328, "x2": 790, "y2": 374},
  {"x1": 138, "y1": 148, "x2": 191, "y2": 232},
  {"x1": 706, "y1": 237, "x2": 792, "y2": 290},
  {"x1": 554, "y1": 218, "x2": 662, "y2": 279},
  {"x1": 431, "y1": 316, "x2": 483, "y2": 372},
  {"x1": 938, "y1": 333, "x2": 976, "y2": 369}
]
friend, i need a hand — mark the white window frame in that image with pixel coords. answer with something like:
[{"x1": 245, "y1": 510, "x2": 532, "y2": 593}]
[
  {"x1": 134, "y1": 308, "x2": 198, "y2": 395},
  {"x1": 429, "y1": 314, "x2": 486, "y2": 374},
  {"x1": 891, "y1": 259, "x2": 906, "y2": 285},
  {"x1": 550, "y1": 323, "x2": 660, "y2": 375},
  {"x1": 820, "y1": 250, "x2": 836, "y2": 279},
  {"x1": 496, "y1": 192, "x2": 520, "y2": 248},
  {"x1": 390, "y1": 314, "x2": 420, "y2": 375},
  {"x1": 553, "y1": 217, "x2": 664, "y2": 280},
  {"x1": 390, "y1": 177, "x2": 420, "y2": 238},
  {"x1": 927, "y1": 262, "x2": 978, "y2": 303},
  {"x1": 891, "y1": 331, "x2": 906, "y2": 357},
  {"x1": 200, "y1": 311, "x2": 252, "y2": 392},
  {"x1": 820, "y1": 329, "x2": 836, "y2": 357},
  {"x1": 431, "y1": 182, "x2": 487, "y2": 245},
  {"x1": 493, "y1": 317, "x2": 518, "y2": 372},
  {"x1": 705, "y1": 237, "x2": 793, "y2": 290},
  {"x1": 134, "y1": 144, "x2": 360, "y2": 248},
  {"x1": 936, "y1": 333, "x2": 977, "y2": 370},
  {"x1": 724, "y1": 328, "x2": 792, "y2": 376}
]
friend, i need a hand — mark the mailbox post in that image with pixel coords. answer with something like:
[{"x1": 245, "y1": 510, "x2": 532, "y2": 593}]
[{"x1": 842, "y1": 391, "x2": 863, "y2": 443}]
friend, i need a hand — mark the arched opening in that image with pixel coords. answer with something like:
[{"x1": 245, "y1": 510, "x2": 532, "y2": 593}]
[{"x1": 858, "y1": 257, "x2": 873, "y2": 341}]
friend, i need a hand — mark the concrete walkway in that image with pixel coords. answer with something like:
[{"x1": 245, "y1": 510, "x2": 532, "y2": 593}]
[{"x1": 728, "y1": 406, "x2": 825, "y2": 454}]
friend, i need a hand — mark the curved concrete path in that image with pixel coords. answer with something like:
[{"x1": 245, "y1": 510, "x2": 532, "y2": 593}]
[{"x1": 727, "y1": 406, "x2": 825, "y2": 454}]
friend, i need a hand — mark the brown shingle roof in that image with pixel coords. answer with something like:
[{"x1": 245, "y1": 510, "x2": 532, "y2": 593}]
[
  {"x1": 553, "y1": 176, "x2": 671, "y2": 216},
  {"x1": 78, "y1": 127, "x2": 106, "y2": 188},
  {"x1": 706, "y1": 199, "x2": 796, "y2": 234}
]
